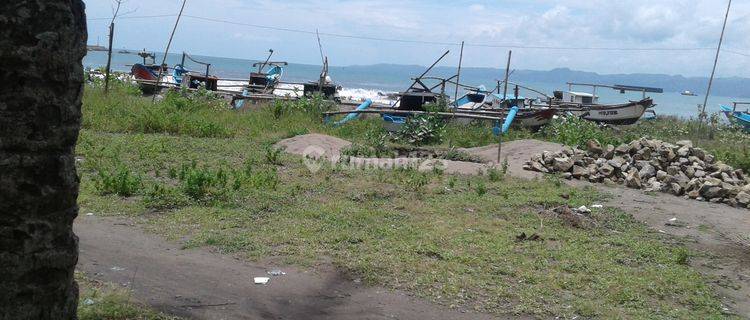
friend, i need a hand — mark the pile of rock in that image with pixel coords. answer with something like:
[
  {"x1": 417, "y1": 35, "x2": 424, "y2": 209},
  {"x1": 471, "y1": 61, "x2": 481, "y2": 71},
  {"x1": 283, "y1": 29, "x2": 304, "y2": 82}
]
[{"x1": 524, "y1": 138, "x2": 750, "y2": 208}]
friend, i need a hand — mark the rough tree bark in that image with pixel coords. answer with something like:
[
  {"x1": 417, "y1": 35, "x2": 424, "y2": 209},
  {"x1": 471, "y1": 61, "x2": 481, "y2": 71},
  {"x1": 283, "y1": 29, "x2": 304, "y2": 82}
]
[{"x1": 0, "y1": 1, "x2": 87, "y2": 319}]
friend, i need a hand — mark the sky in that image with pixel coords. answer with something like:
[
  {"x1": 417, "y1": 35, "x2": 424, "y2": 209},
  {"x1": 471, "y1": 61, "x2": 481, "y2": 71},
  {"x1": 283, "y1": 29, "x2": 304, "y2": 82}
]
[{"x1": 84, "y1": 0, "x2": 750, "y2": 78}]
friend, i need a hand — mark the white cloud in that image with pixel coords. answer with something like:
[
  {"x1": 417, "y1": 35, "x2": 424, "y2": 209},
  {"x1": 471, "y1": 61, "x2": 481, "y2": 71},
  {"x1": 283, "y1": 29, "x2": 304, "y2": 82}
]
[
  {"x1": 83, "y1": 0, "x2": 750, "y2": 76},
  {"x1": 469, "y1": 4, "x2": 485, "y2": 12}
]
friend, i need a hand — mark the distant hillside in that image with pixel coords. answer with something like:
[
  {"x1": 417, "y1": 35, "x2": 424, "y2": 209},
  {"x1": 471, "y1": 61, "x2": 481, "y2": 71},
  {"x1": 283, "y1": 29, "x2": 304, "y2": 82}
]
[{"x1": 335, "y1": 64, "x2": 749, "y2": 98}]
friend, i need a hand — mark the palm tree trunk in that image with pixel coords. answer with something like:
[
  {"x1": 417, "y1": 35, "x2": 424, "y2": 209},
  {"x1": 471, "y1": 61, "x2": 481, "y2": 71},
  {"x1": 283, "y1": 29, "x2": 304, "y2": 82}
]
[{"x1": 0, "y1": 1, "x2": 87, "y2": 319}]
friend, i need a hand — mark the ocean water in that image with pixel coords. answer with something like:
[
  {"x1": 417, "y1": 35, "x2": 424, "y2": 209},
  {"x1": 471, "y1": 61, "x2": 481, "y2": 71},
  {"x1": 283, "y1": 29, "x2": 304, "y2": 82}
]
[{"x1": 84, "y1": 50, "x2": 743, "y2": 118}]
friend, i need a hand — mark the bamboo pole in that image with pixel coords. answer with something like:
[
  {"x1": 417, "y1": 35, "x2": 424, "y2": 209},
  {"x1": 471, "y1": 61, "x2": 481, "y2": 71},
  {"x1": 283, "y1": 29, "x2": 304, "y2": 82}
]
[
  {"x1": 454, "y1": 41, "x2": 464, "y2": 103},
  {"x1": 152, "y1": 0, "x2": 187, "y2": 103},
  {"x1": 322, "y1": 109, "x2": 504, "y2": 121},
  {"x1": 498, "y1": 50, "x2": 512, "y2": 163},
  {"x1": 700, "y1": 0, "x2": 732, "y2": 126}
]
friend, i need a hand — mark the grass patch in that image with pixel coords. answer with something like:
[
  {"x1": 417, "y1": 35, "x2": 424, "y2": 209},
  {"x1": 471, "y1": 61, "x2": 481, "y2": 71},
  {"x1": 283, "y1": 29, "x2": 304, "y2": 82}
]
[
  {"x1": 77, "y1": 272, "x2": 178, "y2": 320},
  {"x1": 76, "y1": 85, "x2": 736, "y2": 318}
]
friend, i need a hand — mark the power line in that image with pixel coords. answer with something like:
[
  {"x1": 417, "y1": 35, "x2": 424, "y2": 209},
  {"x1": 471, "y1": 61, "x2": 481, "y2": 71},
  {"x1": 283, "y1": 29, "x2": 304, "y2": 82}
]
[
  {"x1": 84, "y1": 13, "x2": 750, "y2": 55},
  {"x1": 87, "y1": 14, "x2": 177, "y2": 21},
  {"x1": 183, "y1": 15, "x2": 716, "y2": 52},
  {"x1": 724, "y1": 49, "x2": 750, "y2": 57}
]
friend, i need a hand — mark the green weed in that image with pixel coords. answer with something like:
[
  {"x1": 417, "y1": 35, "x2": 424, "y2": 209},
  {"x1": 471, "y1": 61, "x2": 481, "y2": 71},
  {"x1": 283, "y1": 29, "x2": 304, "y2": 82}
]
[{"x1": 95, "y1": 164, "x2": 142, "y2": 197}]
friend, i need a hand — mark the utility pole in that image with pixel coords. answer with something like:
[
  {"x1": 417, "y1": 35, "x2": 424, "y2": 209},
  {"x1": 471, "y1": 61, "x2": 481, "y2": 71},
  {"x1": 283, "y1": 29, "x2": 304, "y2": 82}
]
[
  {"x1": 104, "y1": 22, "x2": 115, "y2": 94},
  {"x1": 700, "y1": 0, "x2": 732, "y2": 125},
  {"x1": 104, "y1": 0, "x2": 124, "y2": 94}
]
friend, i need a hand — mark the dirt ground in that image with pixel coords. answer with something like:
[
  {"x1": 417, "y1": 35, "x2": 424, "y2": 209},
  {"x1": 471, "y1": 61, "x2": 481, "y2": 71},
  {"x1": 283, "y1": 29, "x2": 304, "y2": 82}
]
[
  {"x1": 77, "y1": 135, "x2": 750, "y2": 319},
  {"x1": 75, "y1": 216, "x2": 507, "y2": 320},
  {"x1": 467, "y1": 139, "x2": 750, "y2": 318}
]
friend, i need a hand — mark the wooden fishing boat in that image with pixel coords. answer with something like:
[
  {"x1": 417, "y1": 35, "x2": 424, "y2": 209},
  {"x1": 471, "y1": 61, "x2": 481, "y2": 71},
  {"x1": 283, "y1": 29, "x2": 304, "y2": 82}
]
[
  {"x1": 549, "y1": 83, "x2": 661, "y2": 125},
  {"x1": 452, "y1": 85, "x2": 555, "y2": 130},
  {"x1": 302, "y1": 57, "x2": 341, "y2": 101},
  {"x1": 562, "y1": 97, "x2": 655, "y2": 125}
]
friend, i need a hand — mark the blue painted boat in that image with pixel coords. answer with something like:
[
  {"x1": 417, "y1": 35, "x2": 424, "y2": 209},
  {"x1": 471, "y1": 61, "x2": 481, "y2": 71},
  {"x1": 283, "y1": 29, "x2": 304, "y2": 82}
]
[{"x1": 721, "y1": 105, "x2": 750, "y2": 131}]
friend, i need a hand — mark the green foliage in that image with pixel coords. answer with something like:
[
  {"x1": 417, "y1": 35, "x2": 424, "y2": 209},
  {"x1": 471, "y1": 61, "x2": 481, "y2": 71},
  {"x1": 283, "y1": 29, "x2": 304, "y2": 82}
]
[
  {"x1": 447, "y1": 176, "x2": 457, "y2": 189},
  {"x1": 95, "y1": 164, "x2": 142, "y2": 197},
  {"x1": 540, "y1": 116, "x2": 621, "y2": 148},
  {"x1": 394, "y1": 114, "x2": 446, "y2": 146},
  {"x1": 178, "y1": 162, "x2": 229, "y2": 201},
  {"x1": 143, "y1": 184, "x2": 189, "y2": 210},
  {"x1": 487, "y1": 167, "x2": 503, "y2": 182},
  {"x1": 86, "y1": 70, "x2": 142, "y2": 96},
  {"x1": 77, "y1": 272, "x2": 178, "y2": 320},
  {"x1": 264, "y1": 145, "x2": 283, "y2": 165},
  {"x1": 398, "y1": 168, "x2": 431, "y2": 193},
  {"x1": 272, "y1": 95, "x2": 335, "y2": 119},
  {"x1": 84, "y1": 84, "x2": 232, "y2": 138},
  {"x1": 474, "y1": 181, "x2": 487, "y2": 196}
]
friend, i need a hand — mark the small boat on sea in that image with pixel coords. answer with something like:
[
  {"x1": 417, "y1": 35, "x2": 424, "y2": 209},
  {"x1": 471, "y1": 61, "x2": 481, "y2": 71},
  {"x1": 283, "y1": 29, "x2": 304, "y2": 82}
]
[
  {"x1": 681, "y1": 90, "x2": 698, "y2": 96},
  {"x1": 549, "y1": 83, "x2": 662, "y2": 125}
]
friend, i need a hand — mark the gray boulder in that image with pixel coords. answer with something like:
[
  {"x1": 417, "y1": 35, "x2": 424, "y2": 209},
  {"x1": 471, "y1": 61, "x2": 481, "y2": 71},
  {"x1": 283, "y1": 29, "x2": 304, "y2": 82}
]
[
  {"x1": 639, "y1": 163, "x2": 657, "y2": 180},
  {"x1": 736, "y1": 192, "x2": 750, "y2": 207},
  {"x1": 626, "y1": 170, "x2": 642, "y2": 189},
  {"x1": 553, "y1": 157, "x2": 574, "y2": 172},
  {"x1": 599, "y1": 164, "x2": 615, "y2": 177},
  {"x1": 587, "y1": 140, "x2": 603, "y2": 155}
]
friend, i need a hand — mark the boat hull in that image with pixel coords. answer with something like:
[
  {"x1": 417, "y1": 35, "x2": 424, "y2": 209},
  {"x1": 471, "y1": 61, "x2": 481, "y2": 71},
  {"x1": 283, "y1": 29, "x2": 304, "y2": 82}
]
[
  {"x1": 131, "y1": 64, "x2": 164, "y2": 94},
  {"x1": 567, "y1": 98, "x2": 653, "y2": 125}
]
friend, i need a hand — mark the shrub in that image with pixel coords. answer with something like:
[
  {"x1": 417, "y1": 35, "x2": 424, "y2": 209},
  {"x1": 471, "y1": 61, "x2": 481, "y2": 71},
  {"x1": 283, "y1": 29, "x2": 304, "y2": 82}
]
[
  {"x1": 540, "y1": 116, "x2": 620, "y2": 148},
  {"x1": 264, "y1": 145, "x2": 283, "y2": 165},
  {"x1": 399, "y1": 168, "x2": 430, "y2": 193},
  {"x1": 488, "y1": 167, "x2": 503, "y2": 182},
  {"x1": 475, "y1": 181, "x2": 487, "y2": 196},
  {"x1": 143, "y1": 184, "x2": 189, "y2": 210},
  {"x1": 394, "y1": 114, "x2": 446, "y2": 146},
  {"x1": 95, "y1": 164, "x2": 142, "y2": 197}
]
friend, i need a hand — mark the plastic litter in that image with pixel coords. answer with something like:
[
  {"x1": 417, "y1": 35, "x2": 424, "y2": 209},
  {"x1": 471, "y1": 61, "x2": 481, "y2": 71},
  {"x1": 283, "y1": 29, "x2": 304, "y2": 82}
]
[
  {"x1": 267, "y1": 269, "x2": 286, "y2": 276},
  {"x1": 575, "y1": 206, "x2": 592, "y2": 214},
  {"x1": 591, "y1": 204, "x2": 604, "y2": 209},
  {"x1": 254, "y1": 277, "x2": 270, "y2": 285},
  {"x1": 666, "y1": 217, "x2": 687, "y2": 228},
  {"x1": 86, "y1": 212, "x2": 94, "y2": 216},
  {"x1": 110, "y1": 266, "x2": 125, "y2": 271},
  {"x1": 83, "y1": 298, "x2": 95, "y2": 306}
]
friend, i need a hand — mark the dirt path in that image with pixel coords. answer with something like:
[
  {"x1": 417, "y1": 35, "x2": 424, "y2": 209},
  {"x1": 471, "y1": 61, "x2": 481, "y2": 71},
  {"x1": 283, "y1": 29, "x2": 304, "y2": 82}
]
[
  {"x1": 76, "y1": 216, "x2": 505, "y2": 320},
  {"x1": 466, "y1": 140, "x2": 750, "y2": 318}
]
